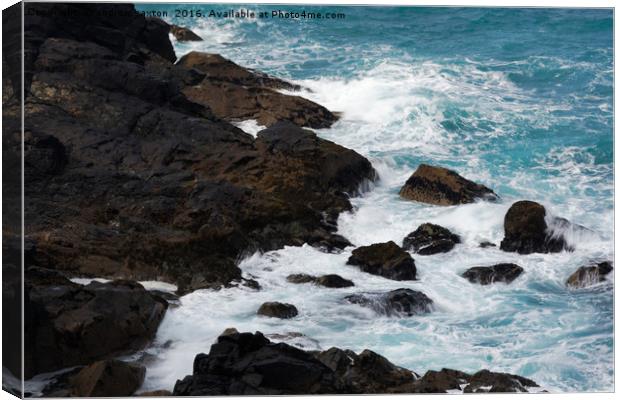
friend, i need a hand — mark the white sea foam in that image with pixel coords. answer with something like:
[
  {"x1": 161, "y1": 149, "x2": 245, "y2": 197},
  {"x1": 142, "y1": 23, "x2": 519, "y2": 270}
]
[{"x1": 232, "y1": 119, "x2": 267, "y2": 137}]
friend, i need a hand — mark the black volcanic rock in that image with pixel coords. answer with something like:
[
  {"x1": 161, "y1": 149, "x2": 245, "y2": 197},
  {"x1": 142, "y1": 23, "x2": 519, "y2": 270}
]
[
  {"x1": 566, "y1": 261, "x2": 613, "y2": 288},
  {"x1": 399, "y1": 164, "x2": 497, "y2": 206},
  {"x1": 347, "y1": 241, "x2": 417, "y2": 281},
  {"x1": 24, "y1": 267, "x2": 167, "y2": 379},
  {"x1": 402, "y1": 223, "x2": 461, "y2": 255},
  {"x1": 411, "y1": 368, "x2": 471, "y2": 393},
  {"x1": 461, "y1": 263, "x2": 524, "y2": 285},
  {"x1": 499, "y1": 201, "x2": 569, "y2": 254},
  {"x1": 345, "y1": 288, "x2": 433, "y2": 316}
]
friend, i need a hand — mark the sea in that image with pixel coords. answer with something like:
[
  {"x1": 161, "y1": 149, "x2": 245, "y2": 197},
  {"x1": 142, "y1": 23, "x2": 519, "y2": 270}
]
[{"x1": 128, "y1": 4, "x2": 614, "y2": 393}]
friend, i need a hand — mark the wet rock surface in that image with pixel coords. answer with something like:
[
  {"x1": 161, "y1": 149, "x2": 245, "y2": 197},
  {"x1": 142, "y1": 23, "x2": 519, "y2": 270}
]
[
  {"x1": 462, "y1": 263, "x2": 524, "y2": 285},
  {"x1": 347, "y1": 241, "x2": 417, "y2": 281},
  {"x1": 566, "y1": 261, "x2": 613, "y2": 288},
  {"x1": 402, "y1": 223, "x2": 461, "y2": 255},
  {"x1": 287, "y1": 273, "x2": 354, "y2": 288},
  {"x1": 344, "y1": 288, "x2": 433, "y2": 316},
  {"x1": 500, "y1": 200, "x2": 570, "y2": 254},
  {"x1": 24, "y1": 267, "x2": 167, "y2": 379},
  {"x1": 169, "y1": 24, "x2": 203, "y2": 41},
  {"x1": 257, "y1": 302, "x2": 299, "y2": 319},
  {"x1": 399, "y1": 164, "x2": 497, "y2": 205},
  {"x1": 410, "y1": 368, "x2": 471, "y2": 393},
  {"x1": 70, "y1": 359, "x2": 146, "y2": 397},
  {"x1": 463, "y1": 369, "x2": 539, "y2": 393}
]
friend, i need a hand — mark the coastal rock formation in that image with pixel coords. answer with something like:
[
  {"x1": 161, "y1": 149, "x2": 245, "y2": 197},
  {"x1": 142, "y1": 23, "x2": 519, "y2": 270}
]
[
  {"x1": 499, "y1": 201, "x2": 569, "y2": 254},
  {"x1": 402, "y1": 223, "x2": 461, "y2": 255},
  {"x1": 344, "y1": 288, "x2": 433, "y2": 316},
  {"x1": 461, "y1": 263, "x2": 524, "y2": 285},
  {"x1": 257, "y1": 302, "x2": 299, "y2": 319},
  {"x1": 24, "y1": 267, "x2": 167, "y2": 378},
  {"x1": 399, "y1": 164, "x2": 497, "y2": 205},
  {"x1": 6, "y1": 3, "x2": 376, "y2": 296},
  {"x1": 70, "y1": 360, "x2": 146, "y2": 397},
  {"x1": 172, "y1": 331, "x2": 540, "y2": 394},
  {"x1": 287, "y1": 273, "x2": 354, "y2": 288},
  {"x1": 347, "y1": 241, "x2": 417, "y2": 281},
  {"x1": 177, "y1": 51, "x2": 338, "y2": 128},
  {"x1": 566, "y1": 261, "x2": 613, "y2": 288},
  {"x1": 169, "y1": 24, "x2": 203, "y2": 41}
]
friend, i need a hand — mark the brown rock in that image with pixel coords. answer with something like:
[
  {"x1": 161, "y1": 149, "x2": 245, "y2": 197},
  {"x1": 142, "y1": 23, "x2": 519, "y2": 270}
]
[
  {"x1": 462, "y1": 263, "x2": 524, "y2": 285},
  {"x1": 566, "y1": 261, "x2": 613, "y2": 288},
  {"x1": 138, "y1": 390, "x2": 173, "y2": 396},
  {"x1": 402, "y1": 223, "x2": 461, "y2": 255},
  {"x1": 170, "y1": 24, "x2": 202, "y2": 41},
  {"x1": 347, "y1": 241, "x2": 417, "y2": 281},
  {"x1": 399, "y1": 164, "x2": 497, "y2": 206},
  {"x1": 71, "y1": 359, "x2": 145, "y2": 397},
  {"x1": 257, "y1": 302, "x2": 299, "y2": 319}
]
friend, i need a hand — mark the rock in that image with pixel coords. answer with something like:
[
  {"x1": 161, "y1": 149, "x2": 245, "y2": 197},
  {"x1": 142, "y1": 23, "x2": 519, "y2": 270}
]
[
  {"x1": 178, "y1": 52, "x2": 338, "y2": 128},
  {"x1": 399, "y1": 164, "x2": 498, "y2": 205},
  {"x1": 172, "y1": 331, "x2": 338, "y2": 395},
  {"x1": 402, "y1": 223, "x2": 461, "y2": 255},
  {"x1": 265, "y1": 332, "x2": 321, "y2": 350},
  {"x1": 461, "y1": 263, "x2": 524, "y2": 285},
  {"x1": 411, "y1": 368, "x2": 471, "y2": 393},
  {"x1": 566, "y1": 261, "x2": 613, "y2": 288},
  {"x1": 344, "y1": 288, "x2": 433, "y2": 316},
  {"x1": 347, "y1": 241, "x2": 417, "y2": 281},
  {"x1": 138, "y1": 390, "x2": 173, "y2": 396},
  {"x1": 316, "y1": 274, "x2": 354, "y2": 288},
  {"x1": 170, "y1": 24, "x2": 203, "y2": 41},
  {"x1": 316, "y1": 347, "x2": 416, "y2": 394},
  {"x1": 70, "y1": 359, "x2": 146, "y2": 397},
  {"x1": 499, "y1": 201, "x2": 569, "y2": 254},
  {"x1": 287, "y1": 274, "x2": 354, "y2": 288},
  {"x1": 257, "y1": 302, "x2": 299, "y2": 319},
  {"x1": 463, "y1": 369, "x2": 539, "y2": 393},
  {"x1": 24, "y1": 267, "x2": 167, "y2": 378},
  {"x1": 219, "y1": 327, "x2": 240, "y2": 337},
  {"x1": 479, "y1": 241, "x2": 496, "y2": 248}
]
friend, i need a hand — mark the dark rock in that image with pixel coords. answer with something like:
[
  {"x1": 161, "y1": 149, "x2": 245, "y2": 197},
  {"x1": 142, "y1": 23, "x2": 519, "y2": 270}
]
[
  {"x1": 479, "y1": 241, "x2": 496, "y2": 248},
  {"x1": 242, "y1": 278, "x2": 261, "y2": 290},
  {"x1": 287, "y1": 274, "x2": 317, "y2": 284},
  {"x1": 461, "y1": 263, "x2": 524, "y2": 285},
  {"x1": 170, "y1": 24, "x2": 203, "y2": 41},
  {"x1": 172, "y1": 331, "x2": 338, "y2": 395},
  {"x1": 24, "y1": 267, "x2": 167, "y2": 378},
  {"x1": 316, "y1": 274, "x2": 354, "y2": 288},
  {"x1": 265, "y1": 332, "x2": 321, "y2": 350},
  {"x1": 178, "y1": 52, "x2": 338, "y2": 128},
  {"x1": 463, "y1": 369, "x2": 539, "y2": 393},
  {"x1": 347, "y1": 241, "x2": 417, "y2": 281},
  {"x1": 257, "y1": 302, "x2": 299, "y2": 319},
  {"x1": 138, "y1": 390, "x2": 173, "y2": 396},
  {"x1": 411, "y1": 368, "x2": 471, "y2": 393},
  {"x1": 345, "y1": 288, "x2": 433, "y2": 316},
  {"x1": 402, "y1": 223, "x2": 460, "y2": 255},
  {"x1": 70, "y1": 359, "x2": 146, "y2": 397},
  {"x1": 399, "y1": 164, "x2": 497, "y2": 206},
  {"x1": 499, "y1": 201, "x2": 570, "y2": 254},
  {"x1": 566, "y1": 261, "x2": 613, "y2": 288}
]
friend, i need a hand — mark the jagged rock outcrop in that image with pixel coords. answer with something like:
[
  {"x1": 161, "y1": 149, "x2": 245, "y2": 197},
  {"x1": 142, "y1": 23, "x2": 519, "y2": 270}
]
[
  {"x1": 24, "y1": 267, "x2": 167, "y2": 379},
  {"x1": 70, "y1": 360, "x2": 146, "y2": 397},
  {"x1": 169, "y1": 24, "x2": 203, "y2": 41},
  {"x1": 344, "y1": 288, "x2": 433, "y2": 316},
  {"x1": 499, "y1": 201, "x2": 570, "y2": 254},
  {"x1": 566, "y1": 261, "x2": 613, "y2": 288},
  {"x1": 461, "y1": 263, "x2": 524, "y2": 285},
  {"x1": 346, "y1": 241, "x2": 417, "y2": 281},
  {"x1": 402, "y1": 223, "x2": 461, "y2": 255},
  {"x1": 399, "y1": 164, "x2": 497, "y2": 206}
]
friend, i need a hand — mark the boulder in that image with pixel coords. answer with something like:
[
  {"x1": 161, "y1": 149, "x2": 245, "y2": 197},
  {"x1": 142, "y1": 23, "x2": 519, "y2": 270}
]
[
  {"x1": 178, "y1": 52, "x2": 338, "y2": 128},
  {"x1": 257, "y1": 302, "x2": 299, "y2": 319},
  {"x1": 499, "y1": 201, "x2": 569, "y2": 254},
  {"x1": 172, "y1": 331, "x2": 338, "y2": 395},
  {"x1": 566, "y1": 261, "x2": 613, "y2": 288},
  {"x1": 399, "y1": 164, "x2": 497, "y2": 205},
  {"x1": 402, "y1": 223, "x2": 461, "y2": 255},
  {"x1": 70, "y1": 359, "x2": 146, "y2": 397},
  {"x1": 287, "y1": 273, "x2": 354, "y2": 288},
  {"x1": 344, "y1": 288, "x2": 433, "y2": 316},
  {"x1": 461, "y1": 263, "x2": 524, "y2": 285},
  {"x1": 347, "y1": 241, "x2": 417, "y2": 281},
  {"x1": 170, "y1": 24, "x2": 203, "y2": 41},
  {"x1": 463, "y1": 369, "x2": 539, "y2": 393},
  {"x1": 411, "y1": 368, "x2": 471, "y2": 393},
  {"x1": 479, "y1": 241, "x2": 496, "y2": 248},
  {"x1": 24, "y1": 267, "x2": 167, "y2": 378}
]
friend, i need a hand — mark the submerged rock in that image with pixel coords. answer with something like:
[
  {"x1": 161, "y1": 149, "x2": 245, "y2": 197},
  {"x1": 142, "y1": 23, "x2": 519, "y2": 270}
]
[
  {"x1": 70, "y1": 359, "x2": 146, "y2": 397},
  {"x1": 399, "y1": 164, "x2": 497, "y2": 206},
  {"x1": 287, "y1": 273, "x2": 354, "y2": 288},
  {"x1": 463, "y1": 369, "x2": 539, "y2": 393},
  {"x1": 402, "y1": 223, "x2": 461, "y2": 255},
  {"x1": 461, "y1": 263, "x2": 524, "y2": 285},
  {"x1": 344, "y1": 288, "x2": 433, "y2": 316},
  {"x1": 257, "y1": 302, "x2": 299, "y2": 319},
  {"x1": 566, "y1": 261, "x2": 613, "y2": 288},
  {"x1": 499, "y1": 201, "x2": 570, "y2": 254},
  {"x1": 347, "y1": 241, "x2": 417, "y2": 281},
  {"x1": 24, "y1": 267, "x2": 167, "y2": 378}
]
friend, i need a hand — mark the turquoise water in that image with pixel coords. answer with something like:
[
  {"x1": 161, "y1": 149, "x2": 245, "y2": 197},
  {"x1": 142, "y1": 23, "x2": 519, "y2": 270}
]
[{"x1": 135, "y1": 4, "x2": 613, "y2": 393}]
